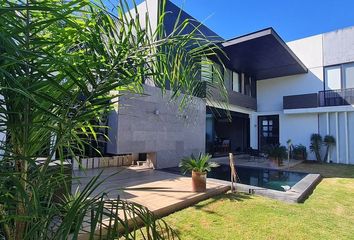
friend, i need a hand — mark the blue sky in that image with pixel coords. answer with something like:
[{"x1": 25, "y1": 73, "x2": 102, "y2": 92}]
[
  {"x1": 105, "y1": 0, "x2": 354, "y2": 42},
  {"x1": 169, "y1": 0, "x2": 354, "y2": 41}
]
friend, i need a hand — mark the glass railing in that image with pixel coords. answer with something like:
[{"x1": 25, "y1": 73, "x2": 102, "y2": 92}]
[{"x1": 318, "y1": 88, "x2": 354, "y2": 107}]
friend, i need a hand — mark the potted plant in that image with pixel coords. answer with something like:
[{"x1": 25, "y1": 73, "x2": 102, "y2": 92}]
[
  {"x1": 179, "y1": 153, "x2": 219, "y2": 192},
  {"x1": 265, "y1": 144, "x2": 287, "y2": 167}
]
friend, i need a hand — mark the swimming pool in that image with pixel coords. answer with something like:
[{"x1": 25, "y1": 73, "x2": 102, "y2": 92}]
[{"x1": 162, "y1": 164, "x2": 307, "y2": 192}]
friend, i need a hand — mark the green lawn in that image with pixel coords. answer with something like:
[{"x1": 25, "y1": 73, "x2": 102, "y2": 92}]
[{"x1": 162, "y1": 163, "x2": 354, "y2": 240}]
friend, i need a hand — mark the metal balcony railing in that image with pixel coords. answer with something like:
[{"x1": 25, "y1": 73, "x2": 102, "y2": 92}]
[{"x1": 319, "y1": 88, "x2": 354, "y2": 107}]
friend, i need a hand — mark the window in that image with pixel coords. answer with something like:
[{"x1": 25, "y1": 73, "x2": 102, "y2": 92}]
[
  {"x1": 325, "y1": 66, "x2": 341, "y2": 90},
  {"x1": 324, "y1": 62, "x2": 354, "y2": 90},
  {"x1": 244, "y1": 75, "x2": 251, "y2": 96},
  {"x1": 232, "y1": 71, "x2": 240, "y2": 92},
  {"x1": 240, "y1": 73, "x2": 245, "y2": 94},
  {"x1": 344, "y1": 63, "x2": 354, "y2": 89},
  {"x1": 224, "y1": 68, "x2": 232, "y2": 90}
]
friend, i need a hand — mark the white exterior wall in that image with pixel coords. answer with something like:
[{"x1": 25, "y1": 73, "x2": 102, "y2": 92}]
[
  {"x1": 134, "y1": 0, "x2": 159, "y2": 32},
  {"x1": 255, "y1": 35, "x2": 324, "y2": 160},
  {"x1": 257, "y1": 34, "x2": 324, "y2": 113},
  {"x1": 323, "y1": 26, "x2": 354, "y2": 66},
  {"x1": 255, "y1": 29, "x2": 354, "y2": 164},
  {"x1": 318, "y1": 111, "x2": 354, "y2": 164}
]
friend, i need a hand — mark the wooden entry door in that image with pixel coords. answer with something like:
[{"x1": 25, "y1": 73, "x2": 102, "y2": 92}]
[{"x1": 258, "y1": 115, "x2": 279, "y2": 151}]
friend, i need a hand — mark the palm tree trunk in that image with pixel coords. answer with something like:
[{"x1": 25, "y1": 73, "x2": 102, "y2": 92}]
[
  {"x1": 324, "y1": 147, "x2": 329, "y2": 163},
  {"x1": 14, "y1": 1, "x2": 31, "y2": 238},
  {"x1": 15, "y1": 160, "x2": 27, "y2": 240},
  {"x1": 0, "y1": 205, "x2": 11, "y2": 240}
]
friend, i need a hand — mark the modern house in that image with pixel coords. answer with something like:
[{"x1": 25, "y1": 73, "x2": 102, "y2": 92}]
[{"x1": 106, "y1": 0, "x2": 354, "y2": 168}]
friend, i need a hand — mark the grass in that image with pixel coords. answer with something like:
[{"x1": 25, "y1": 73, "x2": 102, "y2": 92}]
[{"x1": 161, "y1": 163, "x2": 354, "y2": 240}]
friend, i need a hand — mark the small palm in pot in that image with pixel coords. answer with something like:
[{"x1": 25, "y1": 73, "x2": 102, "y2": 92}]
[{"x1": 179, "y1": 153, "x2": 219, "y2": 192}]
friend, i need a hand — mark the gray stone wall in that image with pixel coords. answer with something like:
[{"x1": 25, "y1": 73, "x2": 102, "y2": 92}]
[{"x1": 107, "y1": 85, "x2": 206, "y2": 169}]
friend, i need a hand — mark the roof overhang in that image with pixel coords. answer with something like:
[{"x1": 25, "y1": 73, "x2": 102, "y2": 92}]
[{"x1": 221, "y1": 28, "x2": 308, "y2": 80}]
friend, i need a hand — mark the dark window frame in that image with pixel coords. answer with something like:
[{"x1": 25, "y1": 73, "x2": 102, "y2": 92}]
[{"x1": 231, "y1": 71, "x2": 241, "y2": 93}]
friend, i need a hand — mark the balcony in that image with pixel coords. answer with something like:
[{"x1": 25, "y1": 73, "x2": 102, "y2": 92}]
[
  {"x1": 208, "y1": 86, "x2": 257, "y2": 110},
  {"x1": 198, "y1": 81, "x2": 257, "y2": 110},
  {"x1": 283, "y1": 93, "x2": 318, "y2": 109},
  {"x1": 319, "y1": 88, "x2": 354, "y2": 107},
  {"x1": 283, "y1": 88, "x2": 354, "y2": 110}
]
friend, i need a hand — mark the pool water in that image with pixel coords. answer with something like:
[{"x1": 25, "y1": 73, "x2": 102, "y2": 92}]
[{"x1": 162, "y1": 165, "x2": 307, "y2": 192}]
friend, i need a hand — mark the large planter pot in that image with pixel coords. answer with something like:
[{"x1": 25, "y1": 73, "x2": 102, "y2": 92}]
[{"x1": 192, "y1": 171, "x2": 207, "y2": 192}]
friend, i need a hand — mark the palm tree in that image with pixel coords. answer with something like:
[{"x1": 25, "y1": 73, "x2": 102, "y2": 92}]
[
  {"x1": 0, "y1": 0, "x2": 227, "y2": 239},
  {"x1": 323, "y1": 135, "x2": 336, "y2": 163},
  {"x1": 286, "y1": 139, "x2": 293, "y2": 161},
  {"x1": 179, "y1": 153, "x2": 219, "y2": 174},
  {"x1": 310, "y1": 133, "x2": 323, "y2": 162}
]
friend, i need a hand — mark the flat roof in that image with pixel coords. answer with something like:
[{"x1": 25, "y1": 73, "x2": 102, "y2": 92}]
[{"x1": 221, "y1": 28, "x2": 308, "y2": 80}]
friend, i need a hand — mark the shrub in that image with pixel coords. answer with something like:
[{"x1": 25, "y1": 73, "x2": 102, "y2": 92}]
[
  {"x1": 179, "y1": 153, "x2": 219, "y2": 174},
  {"x1": 309, "y1": 134, "x2": 336, "y2": 162},
  {"x1": 264, "y1": 144, "x2": 287, "y2": 166},
  {"x1": 293, "y1": 144, "x2": 308, "y2": 160},
  {"x1": 310, "y1": 133, "x2": 323, "y2": 162}
]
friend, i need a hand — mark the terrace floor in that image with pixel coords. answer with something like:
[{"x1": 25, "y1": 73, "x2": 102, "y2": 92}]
[{"x1": 72, "y1": 166, "x2": 229, "y2": 217}]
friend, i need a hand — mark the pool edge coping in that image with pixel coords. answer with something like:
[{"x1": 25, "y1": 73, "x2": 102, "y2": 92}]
[{"x1": 208, "y1": 173, "x2": 322, "y2": 203}]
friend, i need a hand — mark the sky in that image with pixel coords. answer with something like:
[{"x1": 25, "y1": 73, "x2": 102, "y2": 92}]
[
  {"x1": 105, "y1": 0, "x2": 354, "y2": 42},
  {"x1": 169, "y1": 0, "x2": 354, "y2": 42}
]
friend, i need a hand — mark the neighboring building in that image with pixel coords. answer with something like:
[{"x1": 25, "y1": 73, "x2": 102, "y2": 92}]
[{"x1": 107, "y1": 0, "x2": 354, "y2": 167}]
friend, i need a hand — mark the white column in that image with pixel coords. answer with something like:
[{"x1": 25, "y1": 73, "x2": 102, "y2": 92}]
[
  {"x1": 250, "y1": 113, "x2": 258, "y2": 149},
  {"x1": 345, "y1": 112, "x2": 349, "y2": 164},
  {"x1": 335, "y1": 112, "x2": 339, "y2": 164},
  {"x1": 326, "y1": 112, "x2": 330, "y2": 134}
]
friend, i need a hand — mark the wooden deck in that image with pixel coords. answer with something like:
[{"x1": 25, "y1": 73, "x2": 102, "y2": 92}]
[{"x1": 73, "y1": 166, "x2": 229, "y2": 217}]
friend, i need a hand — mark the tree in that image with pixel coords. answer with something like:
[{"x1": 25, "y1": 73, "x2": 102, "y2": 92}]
[
  {"x1": 286, "y1": 139, "x2": 293, "y2": 162},
  {"x1": 310, "y1": 134, "x2": 323, "y2": 162},
  {"x1": 0, "y1": 0, "x2": 227, "y2": 239}
]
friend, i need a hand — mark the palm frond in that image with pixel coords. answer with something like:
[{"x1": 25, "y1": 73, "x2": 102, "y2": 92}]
[
  {"x1": 0, "y1": 0, "x2": 227, "y2": 238},
  {"x1": 179, "y1": 152, "x2": 219, "y2": 174}
]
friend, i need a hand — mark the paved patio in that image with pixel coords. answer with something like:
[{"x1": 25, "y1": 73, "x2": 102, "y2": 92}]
[{"x1": 73, "y1": 166, "x2": 229, "y2": 217}]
